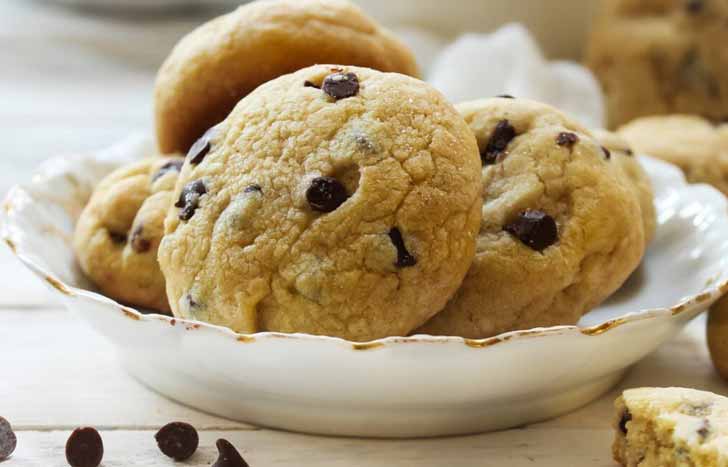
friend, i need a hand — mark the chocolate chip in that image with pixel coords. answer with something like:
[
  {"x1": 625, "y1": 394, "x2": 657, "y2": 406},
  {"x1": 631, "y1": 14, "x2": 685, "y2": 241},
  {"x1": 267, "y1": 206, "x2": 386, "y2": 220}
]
[
  {"x1": 109, "y1": 231, "x2": 127, "y2": 245},
  {"x1": 322, "y1": 72, "x2": 359, "y2": 100},
  {"x1": 244, "y1": 184, "x2": 262, "y2": 194},
  {"x1": 482, "y1": 119, "x2": 517, "y2": 165},
  {"x1": 619, "y1": 410, "x2": 632, "y2": 435},
  {"x1": 389, "y1": 228, "x2": 416, "y2": 268},
  {"x1": 306, "y1": 177, "x2": 348, "y2": 213},
  {"x1": 625, "y1": 148, "x2": 634, "y2": 157},
  {"x1": 304, "y1": 80, "x2": 320, "y2": 89},
  {"x1": 698, "y1": 419, "x2": 711, "y2": 440},
  {"x1": 504, "y1": 210, "x2": 558, "y2": 252},
  {"x1": 155, "y1": 422, "x2": 199, "y2": 461},
  {"x1": 187, "y1": 126, "x2": 217, "y2": 165},
  {"x1": 496, "y1": 94, "x2": 515, "y2": 99},
  {"x1": 556, "y1": 132, "x2": 579, "y2": 149},
  {"x1": 601, "y1": 146, "x2": 611, "y2": 160},
  {"x1": 130, "y1": 225, "x2": 151, "y2": 253},
  {"x1": 686, "y1": 0, "x2": 704, "y2": 13},
  {"x1": 212, "y1": 439, "x2": 249, "y2": 467},
  {"x1": 175, "y1": 179, "x2": 207, "y2": 221},
  {"x1": 0, "y1": 417, "x2": 17, "y2": 461},
  {"x1": 66, "y1": 427, "x2": 103, "y2": 467},
  {"x1": 152, "y1": 159, "x2": 184, "y2": 182}
]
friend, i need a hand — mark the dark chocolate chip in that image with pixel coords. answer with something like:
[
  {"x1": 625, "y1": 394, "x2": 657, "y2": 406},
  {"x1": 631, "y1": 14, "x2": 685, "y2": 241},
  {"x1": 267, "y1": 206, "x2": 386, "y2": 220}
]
[
  {"x1": 244, "y1": 184, "x2": 262, "y2": 194},
  {"x1": 496, "y1": 94, "x2": 515, "y2": 99},
  {"x1": 601, "y1": 146, "x2": 611, "y2": 160},
  {"x1": 109, "y1": 231, "x2": 127, "y2": 245},
  {"x1": 130, "y1": 225, "x2": 151, "y2": 253},
  {"x1": 619, "y1": 410, "x2": 632, "y2": 435},
  {"x1": 175, "y1": 180, "x2": 207, "y2": 221},
  {"x1": 504, "y1": 210, "x2": 558, "y2": 252},
  {"x1": 187, "y1": 126, "x2": 217, "y2": 165},
  {"x1": 152, "y1": 159, "x2": 184, "y2": 182},
  {"x1": 388, "y1": 228, "x2": 417, "y2": 268},
  {"x1": 212, "y1": 439, "x2": 249, "y2": 467},
  {"x1": 686, "y1": 0, "x2": 704, "y2": 13},
  {"x1": 306, "y1": 177, "x2": 348, "y2": 213},
  {"x1": 697, "y1": 419, "x2": 711, "y2": 440},
  {"x1": 155, "y1": 422, "x2": 199, "y2": 461},
  {"x1": 556, "y1": 132, "x2": 579, "y2": 149},
  {"x1": 0, "y1": 417, "x2": 17, "y2": 461},
  {"x1": 304, "y1": 80, "x2": 320, "y2": 89},
  {"x1": 625, "y1": 148, "x2": 634, "y2": 157},
  {"x1": 482, "y1": 119, "x2": 517, "y2": 165},
  {"x1": 185, "y1": 294, "x2": 201, "y2": 311},
  {"x1": 66, "y1": 427, "x2": 103, "y2": 467},
  {"x1": 322, "y1": 72, "x2": 360, "y2": 100}
]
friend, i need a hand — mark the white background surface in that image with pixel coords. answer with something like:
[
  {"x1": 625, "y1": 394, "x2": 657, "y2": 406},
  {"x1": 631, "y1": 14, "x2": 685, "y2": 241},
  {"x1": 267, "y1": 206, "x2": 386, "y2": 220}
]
[{"x1": 1, "y1": 0, "x2": 726, "y2": 465}]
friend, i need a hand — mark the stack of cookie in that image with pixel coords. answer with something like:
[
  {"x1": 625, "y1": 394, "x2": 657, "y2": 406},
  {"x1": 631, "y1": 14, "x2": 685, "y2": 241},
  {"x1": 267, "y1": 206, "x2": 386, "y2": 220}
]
[{"x1": 73, "y1": 0, "x2": 654, "y2": 342}]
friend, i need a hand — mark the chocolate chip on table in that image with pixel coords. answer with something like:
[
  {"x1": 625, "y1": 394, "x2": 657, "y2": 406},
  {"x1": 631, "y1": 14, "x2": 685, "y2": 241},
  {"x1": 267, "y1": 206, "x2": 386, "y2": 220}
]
[
  {"x1": 481, "y1": 119, "x2": 517, "y2": 165},
  {"x1": 0, "y1": 416, "x2": 17, "y2": 461},
  {"x1": 496, "y1": 94, "x2": 515, "y2": 99},
  {"x1": 601, "y1": 146, "x2": 611, "y2": 160},
  {"x1": 175, "y1": 179, "x2": 207, "y2": 221},
  {"x1": 388, "y1": 228, "x2": 417, "y2": 268},
  {"x1": 556, "y1": 132, "x2": 579, "y2": 150},
  {"x1": 130, "y1": 225, "x2": 151, "y2": 253},
  {"x1": 109, "y1": 231, "x2": 127, "y2": 245},
  {"x1": 504, "y1": 210, "x2": 558, "y2": 252},
  {"x1": 187, "y1": 125, "x2": 217, "y2": 165},
  {"x1": 152, "y1": 159, "x2": 184, "y2": 182},
  {"x1": 619, "y1": 410, "x2": 632, "y2": 435},
  {"x1": 155, "y1": 421, "x2": 199, "y2": 461},
  {"x1": 244, "y1": 184, "x2": 262, "y2": 194},
  {"x1": 66, "y1": 427, "x2": 104, "y2": 467},
  {"x1": 322, "y1": 72, "x2": 360, "y2": 100},
  {"x1": 212, "y1": 439, "x2": 249, "y2": 467},
  {"x1": 306, "y1": 177, "x2": 348, "y2": 213}
]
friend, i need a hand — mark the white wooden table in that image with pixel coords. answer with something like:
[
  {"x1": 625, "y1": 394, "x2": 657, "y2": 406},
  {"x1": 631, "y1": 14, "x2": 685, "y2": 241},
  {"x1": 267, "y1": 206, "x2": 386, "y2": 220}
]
[{"x1": 2, "y1": 1, "x2": 727, "y2": 465}]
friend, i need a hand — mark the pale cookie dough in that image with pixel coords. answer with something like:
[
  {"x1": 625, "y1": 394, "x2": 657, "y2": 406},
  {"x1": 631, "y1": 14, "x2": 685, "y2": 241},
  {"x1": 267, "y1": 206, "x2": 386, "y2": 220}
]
[
  {"x1": 586, "y1": 0, "x2": 728, "y2": 128},
  {"x1": 417, "y1": 97, "x2": 645, "y2": 339},
  {"x1": 74, "y1": 156, "x2": 184, "y2": 312},
  {"x1": 618, "y1": 114, "x2": 728, "y2": 196},
  {"x1": 594, "y1": 129, "x2": 657, "y2": 244},
  {"x1": 158, "y1": 65, "x2": 482, "y2": 342},
  {"x1": 155, "y1": 0, "x2": 420, "y2": 154},
  {"x1": 614, "y1": 387, "x2": 728, "y2": 466}
]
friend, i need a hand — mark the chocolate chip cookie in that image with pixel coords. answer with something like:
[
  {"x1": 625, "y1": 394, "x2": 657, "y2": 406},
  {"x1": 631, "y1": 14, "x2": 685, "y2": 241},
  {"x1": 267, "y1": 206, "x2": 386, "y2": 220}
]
[
  {"x1": 155, "y1": 0, "x2": 420, "y2": 154},
  {"x1": 618, "y1": 114, "x2": 728, "y2": 197},
  {"x1": 158, "y1": 65, "x2": 482, "y2": 342},
  {"x1": 417, "y1": 97, "x2": 646, "y2": 339},
  {"x1": 586, "y1": 0, "x2": 728, "y2": 128},
  {"x1": 74, "y1": 156, "x2": 184, "y2": 312},
  {"x1": 614, "y1": 387, "x2": 728, "y2": 466}
]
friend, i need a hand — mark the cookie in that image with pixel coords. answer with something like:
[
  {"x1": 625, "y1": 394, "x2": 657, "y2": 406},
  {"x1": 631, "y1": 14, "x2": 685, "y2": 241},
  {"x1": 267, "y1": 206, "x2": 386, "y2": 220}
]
[
  {"x1": 618, "y1": 115, "x2": 728, "y2": 197},
  {"x1": 708, "y1": 295, "x2": 728, "y2": 381},
  {"x1": 157, "y1": 65, "x2": 482, "y2": 342},
  {"x1": 416, "y1": 98, "x2": 645, "y2": 339},
  {"x1": 74, "y1": 156, "x2": 184, "y2": 312},
  {"x1": 155, "y1": 0, "x2": 420, "y2": 154},
  {"x1": 613, "y1": 387, "x2": 728, "y2": 466},
  {"x1": 586, "y1": 0, "x2": 728, "y2": 128},
  {"x1": 593, "y1": 129, "x2": 657, "y2": 244}
]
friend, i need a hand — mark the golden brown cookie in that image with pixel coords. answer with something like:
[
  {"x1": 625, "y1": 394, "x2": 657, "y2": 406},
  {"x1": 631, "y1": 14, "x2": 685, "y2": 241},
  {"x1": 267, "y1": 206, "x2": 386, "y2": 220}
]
[
  {"x1": 417, "y1": 97, "x2": 645, "y2": 339},
  {"x1": 74, "y1": 156, "x2": 183, "y2": 312},
  {"x1": 158, "y1": 65, "x2": 482, "y2": 342},
  {"x1": 155, "y1": 0, "x2": 420, "y2": 154}
]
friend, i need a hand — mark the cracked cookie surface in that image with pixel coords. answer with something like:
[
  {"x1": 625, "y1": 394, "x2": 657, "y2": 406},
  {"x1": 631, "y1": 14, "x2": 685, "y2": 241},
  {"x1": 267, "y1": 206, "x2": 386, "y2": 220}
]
[
  {"x1": 74, "y1": 156, "x2": 184, "y2": 312},
  {"x1": 613, "y1": 387, "x2": 728, "y2": 467},
  {"x1": 155, "y1": 0, "x2": 420, "y2": 154},
  {"x1": 158, "y1": 65, "x2": 482, "y2": 341},
  {"x1": 586, "y1": 0, "x2": 728, "y2": 128},
  {"x1": 417, "y1": 98, "x2": 645, "y2": 339}
]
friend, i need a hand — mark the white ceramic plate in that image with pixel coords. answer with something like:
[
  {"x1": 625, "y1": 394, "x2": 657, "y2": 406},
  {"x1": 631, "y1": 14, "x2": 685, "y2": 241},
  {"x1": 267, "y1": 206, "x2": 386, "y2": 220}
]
[{"x1": 3, "y1": 135, "x2": 728, "y2": 438}]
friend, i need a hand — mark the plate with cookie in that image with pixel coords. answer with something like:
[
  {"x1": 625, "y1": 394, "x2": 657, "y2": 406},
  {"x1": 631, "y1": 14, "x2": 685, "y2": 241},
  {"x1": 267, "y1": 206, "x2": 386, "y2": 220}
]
[{"x1": 3, "y1": 0, "x2": 728, "y2": 438}]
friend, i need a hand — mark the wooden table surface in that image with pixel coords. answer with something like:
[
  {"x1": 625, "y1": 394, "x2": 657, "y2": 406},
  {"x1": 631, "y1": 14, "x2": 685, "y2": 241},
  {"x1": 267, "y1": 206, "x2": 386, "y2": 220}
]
[{"x1": 2, "y1": 1, "x2": 727, "y2": 465}]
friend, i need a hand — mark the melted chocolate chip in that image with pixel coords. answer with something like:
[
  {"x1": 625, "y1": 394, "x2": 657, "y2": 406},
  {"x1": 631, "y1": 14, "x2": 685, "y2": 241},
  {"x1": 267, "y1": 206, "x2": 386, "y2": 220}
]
[
  {"x1": 619, "y1": 410, "x2": 632, "y2": 435},
  {"x1": 306, "y1": 177, "x2": 348, "y2": 213},
  {"x1": 130, "y1": 225, "x2": 151, "y2": 253},
  {"x1": 212, "y1": 439, "x2": 249, "y2": 467},
  {"x1": 109, "y1": 231, "x2": 127, "y2": 245},
  {"x1": 187, "y1": 126, "x2": 217, "y2": 165},
  {"x1": 152, "y1": 159, "x2": 184, "y2": 182},
  {"x1": 504, "y1": 210, "x2": 558, "y2": 252},
  {"x1": 175, "y1": 180, "x2": 207, "y2": 221},
  {"x1": 244, "y1": 184, "x2": 262, "y2": 194},
  {"x1": 66, "y1": 427, "x2": 103, "y2": 467},
  {"x1": 0, "y1": 417, "x2": 17, "y2": 461},
  {"x1": 697, "y1": 419, "x2": 711, "y2": 440},
  {"x1": 496, "y1": 94, "x2": 515, "y2": 99},
  {"x1": 389, "y1": 228, "x2": 417, "y2": 268},
  {"x1": 556, "y1": 132, "x2": 579, "y2": 149},
  {"x1": 304, "y1": 80, "x2": 320, "y2": 89},
  {"x1": 155, "y1": 422, "x2": 199, "y2": 461},
  {"x1": 601, "y1": 146, "x2": 611, "y2": 160},
  {"x1": 482, "y1": 119, "x2": 517, "y2": 165},
  {"x1": 686, "y1": 0, "x2": 704, "y2": 13},
  {"x1": 322, "y1": 72, "x2": 360, "y2": 100}
]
